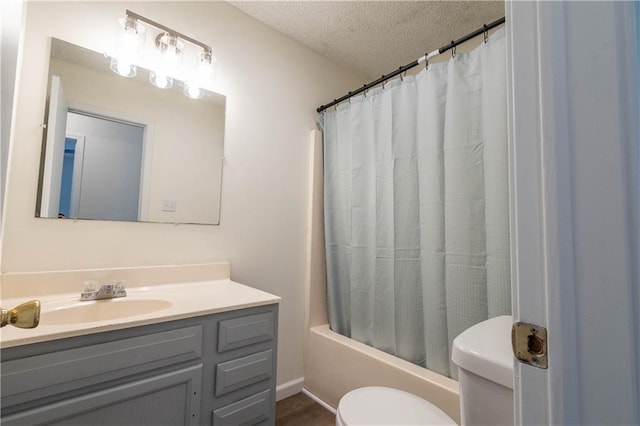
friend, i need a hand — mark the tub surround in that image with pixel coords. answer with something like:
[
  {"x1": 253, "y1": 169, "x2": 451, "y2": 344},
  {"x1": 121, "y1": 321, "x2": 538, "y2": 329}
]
[
  {"x1": 306, "y1": 325, "x2": 460, "y2": 424},
  {"x1": 0, "y1": 262, "x2": 280, "y2": 348}
]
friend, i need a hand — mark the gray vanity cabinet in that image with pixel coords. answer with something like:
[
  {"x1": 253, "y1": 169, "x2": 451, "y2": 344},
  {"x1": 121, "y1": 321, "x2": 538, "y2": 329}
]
[{"x1": 0, "y1": 304, "x2": 278, "y2": 426}]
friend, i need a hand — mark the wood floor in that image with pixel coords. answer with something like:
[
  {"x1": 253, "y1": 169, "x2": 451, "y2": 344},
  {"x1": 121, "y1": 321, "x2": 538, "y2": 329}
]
[{"x1": 276, "y1": 392, "x2": 336, "y2": 426}]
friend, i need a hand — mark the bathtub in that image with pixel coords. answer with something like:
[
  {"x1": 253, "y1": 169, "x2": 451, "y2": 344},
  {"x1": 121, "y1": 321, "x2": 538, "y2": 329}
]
[{"x1": 303, "y1": 324, "x2": 460, "y2": 424}]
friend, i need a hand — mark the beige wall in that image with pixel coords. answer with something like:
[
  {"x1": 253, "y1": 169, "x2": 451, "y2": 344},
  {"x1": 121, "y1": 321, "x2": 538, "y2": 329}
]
[
  {"x1": 1, "y1": 0, "x2": 364, "y2": 389},
  {"x1": 0, "y1": 0, "x2": 24, "y2": 225}
]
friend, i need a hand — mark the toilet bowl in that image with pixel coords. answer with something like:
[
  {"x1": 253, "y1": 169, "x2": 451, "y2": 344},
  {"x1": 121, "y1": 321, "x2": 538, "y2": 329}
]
[
  {"x1": 336, "y1": 386, "x2": 456, "y2": 425},
  {"x1": 335, "y1": 316, "x2": 514, "y2": 425}
]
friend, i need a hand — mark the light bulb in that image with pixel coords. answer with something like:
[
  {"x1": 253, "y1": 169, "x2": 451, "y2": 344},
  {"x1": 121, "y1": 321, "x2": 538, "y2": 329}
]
[
  {"x1": 110, "y1": 57, "x2": 136, "y2": 77},
  {"x1": 120, "y1": 27, "x2": 139, "y2": 52},
  {"x1": 117, "y1": 61, "x2": 132, "y2": 75},
  {"x1": 150, "y1": 71, "x2": 173, "y2": 89},
  {"x1": 150, "y1": 33, "x2": 182, "y2": 89},
  {"x1": 110, "y1": 16, "x2": 144, "y2": 78},
  {"x1": 184, "y1": 82, "x2": 202, "y2": 99},
  {"x1": 197, "y1": 50, "x2": 216, "y2": 87},
  {"x1": 164, "y1": 49, "x2": 179, "y2": 67},
  {"x1": 181, "y1": 49, "x2": 215, "y2": 99}
]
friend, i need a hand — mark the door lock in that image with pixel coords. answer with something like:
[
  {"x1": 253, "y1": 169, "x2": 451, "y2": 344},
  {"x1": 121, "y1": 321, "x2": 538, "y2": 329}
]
[{"x1": 512, "y1": 321, "x2": 548, "y2": 369}]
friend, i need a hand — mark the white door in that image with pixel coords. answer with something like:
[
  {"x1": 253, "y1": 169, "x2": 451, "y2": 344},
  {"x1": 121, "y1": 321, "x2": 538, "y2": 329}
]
[
  {"x1": 65, "y1": 111, "x2": 144, "y2": 221},
  {"x1": 508, "y1": 1, "x2": 639, "y2": 425},
  {"x1": 40, "y1": 75, "x2": 68, "y2": 218}
]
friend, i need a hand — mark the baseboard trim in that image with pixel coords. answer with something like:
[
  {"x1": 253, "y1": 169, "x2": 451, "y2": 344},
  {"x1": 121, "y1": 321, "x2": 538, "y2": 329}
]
[
  {"x1": 276, "y1": 377, "x2": 305, "y2": 401},
  {"x1": 302, "y1": 388, "x2": 337, "y2": 415}
]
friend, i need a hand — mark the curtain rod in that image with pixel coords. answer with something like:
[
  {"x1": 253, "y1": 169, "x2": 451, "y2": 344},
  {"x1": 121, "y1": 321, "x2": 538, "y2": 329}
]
[{"x1": 317, "y1": 16, "x2": 506, "y2": 113}]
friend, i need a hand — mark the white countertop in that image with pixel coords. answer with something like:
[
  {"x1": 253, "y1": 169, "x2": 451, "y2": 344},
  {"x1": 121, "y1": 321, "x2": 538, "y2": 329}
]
[{"x1": 0, "y1": 279, "x2": 280, "y2": 348}]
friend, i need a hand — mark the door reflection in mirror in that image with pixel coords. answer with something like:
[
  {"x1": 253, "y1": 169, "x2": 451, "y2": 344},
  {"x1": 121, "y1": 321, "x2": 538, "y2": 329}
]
[
  {"x1": 58, "y1": 137, "x2": 79, "y2": 219},
  {"x1": 39, "y1": 74, "x2": 145, "y2": 222},
  {"x1": 57, "y1": 111, "x2": 144, "y2": 221}
]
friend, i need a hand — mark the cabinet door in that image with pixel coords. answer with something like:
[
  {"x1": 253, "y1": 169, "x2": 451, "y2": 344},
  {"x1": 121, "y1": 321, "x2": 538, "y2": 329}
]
[{"x1": 1, "y1": 365, "x2": 202, "y2": 426}]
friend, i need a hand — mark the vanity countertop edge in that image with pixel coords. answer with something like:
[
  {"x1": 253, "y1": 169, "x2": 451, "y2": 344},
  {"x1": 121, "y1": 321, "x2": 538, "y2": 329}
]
[{"x1": 0, "y1": 279, "x2": 281, "y2": 349}]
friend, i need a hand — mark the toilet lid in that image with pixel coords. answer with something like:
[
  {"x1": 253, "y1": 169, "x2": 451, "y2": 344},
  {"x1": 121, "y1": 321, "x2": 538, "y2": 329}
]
[{"x1": 337, "y1": 386, "x2": 456, "y2": 425}]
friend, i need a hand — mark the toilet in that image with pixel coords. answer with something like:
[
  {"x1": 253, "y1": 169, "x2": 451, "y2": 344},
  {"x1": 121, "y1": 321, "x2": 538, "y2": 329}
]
[{"x1": 336, "y1": 315, "x2": 514, "y2": 425}]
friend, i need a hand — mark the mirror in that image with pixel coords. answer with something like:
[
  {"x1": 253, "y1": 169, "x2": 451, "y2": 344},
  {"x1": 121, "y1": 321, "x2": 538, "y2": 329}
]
[{"x1": 36, "y1": 38, "x2": 225, "y2": 225}]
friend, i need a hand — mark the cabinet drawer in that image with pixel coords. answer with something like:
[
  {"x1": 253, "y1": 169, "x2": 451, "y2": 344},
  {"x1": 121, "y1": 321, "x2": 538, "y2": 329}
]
[
  {"x1": 212, "y1": 390, "x2": 271, "y2": 426},
  {"x1": 2, "y1": 325, "x2": 202, "y2": 404},
  {"x1": 215, "y1": 350, "x2": 272, "y2": 396},
  {"x1": 218, "y1": 312, "x2": 273, "y2": 352}
]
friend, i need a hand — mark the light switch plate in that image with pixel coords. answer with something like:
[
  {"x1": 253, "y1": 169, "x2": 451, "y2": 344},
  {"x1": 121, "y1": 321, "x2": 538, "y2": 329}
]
[{"x1": 162, "y1": 200, "x2": 177, "y2": 212}]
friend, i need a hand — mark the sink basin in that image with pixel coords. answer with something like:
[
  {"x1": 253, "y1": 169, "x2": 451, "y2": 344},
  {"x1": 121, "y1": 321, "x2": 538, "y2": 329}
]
[{"x1": 43, "y1": 299, "x2": 173, "y2": 325}]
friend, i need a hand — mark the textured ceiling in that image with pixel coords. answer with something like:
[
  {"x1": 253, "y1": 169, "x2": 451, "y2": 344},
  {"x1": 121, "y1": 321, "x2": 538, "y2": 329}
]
[{"x1": 229, "y1": 1, "x2": 505, "y2": 80}]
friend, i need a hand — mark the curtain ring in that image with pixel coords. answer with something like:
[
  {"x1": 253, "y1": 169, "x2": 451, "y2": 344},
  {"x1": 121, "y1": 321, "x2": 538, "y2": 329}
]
[
  {"x1": 484, "y1": 24, "x2": 489, "y2": 44},
  {"x1": 451, "y1": 42, "x2": 456, "y2": 58},
  {"x1": 425, "y1": 55, "x2": 429, "y2": 70}
]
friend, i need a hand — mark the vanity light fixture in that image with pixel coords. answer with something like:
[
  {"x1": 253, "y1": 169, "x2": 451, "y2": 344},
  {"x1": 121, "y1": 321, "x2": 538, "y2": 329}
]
[
  {"x1": 110, "y1": 15, "x2": 145, "y2": 77},
  {"x1": 184, "y1": 50, "x2": 216, "y2": 99},
  {"x1": 110, "y1": 10, "x2": 216, "y2": 98},
  {"x1": 149, "y1": 32, "x2": 183, "y2": 89}
]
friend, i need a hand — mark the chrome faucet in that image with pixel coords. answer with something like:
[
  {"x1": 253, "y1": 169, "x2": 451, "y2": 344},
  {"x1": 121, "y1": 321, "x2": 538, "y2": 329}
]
[{"x1": 80, "y1": 281, "x2": 127, "y2": 301}]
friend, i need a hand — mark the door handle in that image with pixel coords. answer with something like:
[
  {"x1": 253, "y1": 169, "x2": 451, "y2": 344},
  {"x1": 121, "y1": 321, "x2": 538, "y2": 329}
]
[{"x1": 512, "y1": 321, "x2": 548, "y2": 369}]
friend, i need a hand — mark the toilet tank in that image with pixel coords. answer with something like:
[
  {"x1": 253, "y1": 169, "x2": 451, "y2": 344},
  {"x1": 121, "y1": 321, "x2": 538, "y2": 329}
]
[{"x1": 452, "y1": 316, "x2": 514, "y2": 426}]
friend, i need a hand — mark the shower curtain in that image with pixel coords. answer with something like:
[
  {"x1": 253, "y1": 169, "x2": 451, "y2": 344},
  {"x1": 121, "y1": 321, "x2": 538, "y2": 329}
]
[{"x1": 321, "y1": 29, "x2": 510, "y2": 378}]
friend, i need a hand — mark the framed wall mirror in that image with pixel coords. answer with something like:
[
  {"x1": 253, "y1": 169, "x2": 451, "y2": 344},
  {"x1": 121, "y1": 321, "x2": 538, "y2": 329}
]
[{"x1": 36, "y1": 38, "x2": 225, "y2": 225}]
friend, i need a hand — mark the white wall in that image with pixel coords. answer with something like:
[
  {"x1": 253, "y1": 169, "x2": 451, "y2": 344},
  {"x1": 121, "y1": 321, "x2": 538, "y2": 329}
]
[
  {"x1": 0, "y1": 0, "x2": 24, "y2": 227},
  {"x1": 1, "y1": 1, "x2": 365, "y2": 389}
]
